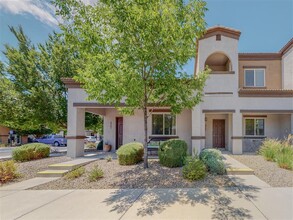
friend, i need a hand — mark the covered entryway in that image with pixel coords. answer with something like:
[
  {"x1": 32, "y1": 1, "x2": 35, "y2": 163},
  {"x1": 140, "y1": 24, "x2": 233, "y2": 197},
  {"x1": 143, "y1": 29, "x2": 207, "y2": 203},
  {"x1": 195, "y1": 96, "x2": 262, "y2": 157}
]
[{"x1": 213, "y1": 119, "x2": 225, "y2": 148}]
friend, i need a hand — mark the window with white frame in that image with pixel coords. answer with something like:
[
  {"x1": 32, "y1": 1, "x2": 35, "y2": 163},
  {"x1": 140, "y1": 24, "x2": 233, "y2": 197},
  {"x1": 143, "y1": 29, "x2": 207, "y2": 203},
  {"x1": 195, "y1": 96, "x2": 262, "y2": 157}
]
[
  {"x1": 245, "y1": 119, "x2": 265, "y2": 136},
  {"x1": 152, "y1": 114, "x2": 176, "y2": 135},
  {"x1": 244, "y1": 69, "x2": 265, "y2": 87}
]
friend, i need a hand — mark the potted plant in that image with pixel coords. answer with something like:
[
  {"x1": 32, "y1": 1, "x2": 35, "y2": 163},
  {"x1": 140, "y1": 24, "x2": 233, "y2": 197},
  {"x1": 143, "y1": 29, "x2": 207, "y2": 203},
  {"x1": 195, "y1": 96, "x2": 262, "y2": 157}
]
[{"x1": 103, "y1": 141, "x2": 112, "y2": 152}]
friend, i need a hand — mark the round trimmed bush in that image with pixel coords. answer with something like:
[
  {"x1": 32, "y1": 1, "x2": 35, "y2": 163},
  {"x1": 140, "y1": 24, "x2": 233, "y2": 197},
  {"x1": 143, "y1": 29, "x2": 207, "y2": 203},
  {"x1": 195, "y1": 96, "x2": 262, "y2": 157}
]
[
  {"x1": 199, "y1": 148, "x2": 225, "y2": 175},
  {"x1": 12, "y1": 143, "x2": 50, "y2": 162},
  {"x1": 204, "y1": 157, "x2": 226, "y2": 175},
  {"x1": 116, "y1": 142, "x2": 144, "y2": 165},
  {"x1": 158, "y1": 139, "x2": 187, "y2": 167},
  {"x1": 182, "y1": 157, "x2": 207, "y2": 181},
  {"x1": 199, "y1": 148, "x2": 222, "y2": 161}
]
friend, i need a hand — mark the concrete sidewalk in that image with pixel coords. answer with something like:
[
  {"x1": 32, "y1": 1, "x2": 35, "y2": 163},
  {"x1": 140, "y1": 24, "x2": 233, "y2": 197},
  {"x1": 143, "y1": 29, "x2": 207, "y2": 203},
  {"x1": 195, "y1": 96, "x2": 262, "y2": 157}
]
[{"x1": 1, "y1": 187, "x2": 292, "y2": 220}]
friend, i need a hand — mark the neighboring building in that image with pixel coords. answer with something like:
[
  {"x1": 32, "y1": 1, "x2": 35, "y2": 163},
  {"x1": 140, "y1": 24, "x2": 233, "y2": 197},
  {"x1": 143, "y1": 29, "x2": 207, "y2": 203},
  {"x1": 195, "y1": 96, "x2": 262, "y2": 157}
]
[
  {"x1": 62, "y1": 26, "x2": 293, "y2": 158},
  {"x1": 0, "y1": 125, "x2": 10, "y2": 144}
]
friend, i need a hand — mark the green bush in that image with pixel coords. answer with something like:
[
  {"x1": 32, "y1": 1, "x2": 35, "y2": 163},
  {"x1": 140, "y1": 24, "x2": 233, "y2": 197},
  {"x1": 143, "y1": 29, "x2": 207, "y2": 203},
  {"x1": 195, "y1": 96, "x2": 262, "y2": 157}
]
[
  {"x1": 199, "y1": 148, "x2": 225, "y2": 175},
  {"x1": 88, "y1": 165, "x2": 104, "y2": 182},
  {"x1": 12, "y1": 143, "x2": 50, "y2": 162},
  {"x1": 259, "y1": 139, "x2": 282, "y2": 161},
  {"x1": 182, "y1": 157, "x2": 206, "y2": 181},
  {"x1": 204, "y1": 157, "x2": 226, "y2": 175},
  {"x1": 0, "y1": 160, "x2": 19, "y2": 183},
  {"x1": 117, "y1": 142, "x2": 144, "y2": 165},
  {"x1": 158, "y1": 139, "x2": 188, "y2": 167},
  {"x1": 275, "y1": 144, "x2": 293, "y2": 170},
  {"x1": 199, "y1": 148, "x2": 222, "y2": 161},
  {"x1": 65, "y1": 167, "x2": 85, "y2": 180}
]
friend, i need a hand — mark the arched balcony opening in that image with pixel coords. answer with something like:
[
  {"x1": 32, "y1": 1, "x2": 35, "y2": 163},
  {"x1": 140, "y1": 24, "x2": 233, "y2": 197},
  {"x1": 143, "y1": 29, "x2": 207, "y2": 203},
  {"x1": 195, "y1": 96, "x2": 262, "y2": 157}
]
[{"x1": 205, "y1": 53, "x2": 233, "y2": 73}]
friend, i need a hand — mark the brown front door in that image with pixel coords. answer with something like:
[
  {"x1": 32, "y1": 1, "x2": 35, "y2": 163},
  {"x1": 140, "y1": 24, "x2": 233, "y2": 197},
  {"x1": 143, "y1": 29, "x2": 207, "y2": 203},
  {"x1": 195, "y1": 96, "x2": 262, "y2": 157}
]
[
  {"x1": 116, "y1": 117, "x2": 123, "y2": 149},
  {"x1": 213, "y1": 119, "x2": 225, "y2": 148}
]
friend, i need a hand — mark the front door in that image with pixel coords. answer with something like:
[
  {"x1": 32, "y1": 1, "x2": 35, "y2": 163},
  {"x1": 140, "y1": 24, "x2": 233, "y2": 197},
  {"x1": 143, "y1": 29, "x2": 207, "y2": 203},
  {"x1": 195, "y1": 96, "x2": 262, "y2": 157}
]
[
  {"x1": 116, "y1": 117, "x2": 123, "y2": 149},
  {"x1": 213, "y1": 119, "x2": 225, "y2": 148}
]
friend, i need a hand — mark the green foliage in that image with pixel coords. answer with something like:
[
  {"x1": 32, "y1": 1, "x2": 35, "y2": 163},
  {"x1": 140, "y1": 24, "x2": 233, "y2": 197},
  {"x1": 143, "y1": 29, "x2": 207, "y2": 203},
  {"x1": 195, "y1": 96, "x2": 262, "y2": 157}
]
[
  {"x1": 88, "y1": 165, "x2": 104, "y2": 182},
  {"x1": 85, "y1": 113, "x2": 103, "y2": 135},
  {"x1": 97, "y1": 140, "x2": 103, "y2": 150},
  {"x1": 106, "y1": 156, "x2": 112, "y2": 162},
  {"x1": 260, "y1": 139, "x2": 293, "y2": 170},
  {"x1": 158, "y1": 139, "x2": 188, "y2": 167},
  {"x1": 0, "y1": 160, "x2": 19, "y2": 183},
  {"x1": 65, "y1": 167, "x2": 85, "y2": 180},
  {"x1": 182, "y1": 157, "x2": 206, "y2": 181},
  {"x1": 259, "y1": 139, "x2": 282, "y2": 161},
  {"x1": 85, "y1": 142, "x2": 96, "y2": 149},
  {"x1": 199, "y1": 148, "x2": 225, "y2": 174},
  {"x1": 55, "y1": 0, "x2": 209, "y2": 168},
  {"x1": 12, "y1": 143, "x2": 50, "y2": 162},
  {"x1": 199, "y1": 148, "x2": 222, "y2": 161},
  {"x1": 117, "y1": 142, "x2": 144, "y2": 165}
]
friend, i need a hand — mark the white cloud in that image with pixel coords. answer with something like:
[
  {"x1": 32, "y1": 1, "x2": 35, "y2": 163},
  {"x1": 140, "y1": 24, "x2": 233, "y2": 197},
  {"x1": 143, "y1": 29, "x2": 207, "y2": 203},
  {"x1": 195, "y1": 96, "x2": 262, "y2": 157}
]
[
  {"x1": 0, "y1": 0, "x2": 59, "y2": 26},
  {"x1": 0, "y1": 0, "x2": 99, "y2": 27}
]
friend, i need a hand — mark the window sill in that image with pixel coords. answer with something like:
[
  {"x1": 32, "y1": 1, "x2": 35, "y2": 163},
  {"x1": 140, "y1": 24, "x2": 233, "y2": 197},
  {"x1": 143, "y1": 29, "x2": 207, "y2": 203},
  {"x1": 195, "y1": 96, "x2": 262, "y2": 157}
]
[{"x1": 243, "y1": 86, "x2": 267, "y2": 89}]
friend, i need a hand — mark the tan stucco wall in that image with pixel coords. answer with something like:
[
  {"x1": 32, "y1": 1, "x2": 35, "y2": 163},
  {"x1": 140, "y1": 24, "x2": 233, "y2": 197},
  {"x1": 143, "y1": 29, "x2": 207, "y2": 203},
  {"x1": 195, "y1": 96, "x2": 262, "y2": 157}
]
[
  {"x1": 282, "y1": 47, "x2": 293, "y2": 89},
  {"x1": 239, "y1": 60, "x2": 282, "y2": 89},
  {"x1": 103, "y1": 108, "x2": 192, "y2": 151}
]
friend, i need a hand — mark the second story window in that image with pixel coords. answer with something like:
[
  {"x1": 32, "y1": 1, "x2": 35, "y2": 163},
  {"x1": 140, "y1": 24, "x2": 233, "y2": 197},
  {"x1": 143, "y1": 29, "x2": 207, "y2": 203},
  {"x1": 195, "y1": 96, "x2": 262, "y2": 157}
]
[{"x1": 244, "y1": 69, "x2": 265, "y2": 87}]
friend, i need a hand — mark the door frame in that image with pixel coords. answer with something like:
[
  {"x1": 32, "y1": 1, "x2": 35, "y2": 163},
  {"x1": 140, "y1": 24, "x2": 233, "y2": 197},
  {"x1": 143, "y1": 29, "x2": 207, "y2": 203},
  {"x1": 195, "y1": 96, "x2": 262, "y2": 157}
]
[
  {"x1": 116, "y1": 117, "x2": 123, "y2": 150},
  {"x1": 212, "y1": 119, "x2": 225, "y2": 148}
]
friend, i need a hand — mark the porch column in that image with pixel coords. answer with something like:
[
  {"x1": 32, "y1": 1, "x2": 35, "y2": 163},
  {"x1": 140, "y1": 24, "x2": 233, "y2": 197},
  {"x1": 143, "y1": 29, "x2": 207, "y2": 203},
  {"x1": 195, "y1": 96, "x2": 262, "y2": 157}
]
[
  {"x1": 231, "y1": 112, "x2": 243, "y2": 154},
  {"x1": 191, "y1": 106, "x2": 205, "y2": 155},
  {"x1": 67, "y1": 106, "x2": 85, "y2": 158}
]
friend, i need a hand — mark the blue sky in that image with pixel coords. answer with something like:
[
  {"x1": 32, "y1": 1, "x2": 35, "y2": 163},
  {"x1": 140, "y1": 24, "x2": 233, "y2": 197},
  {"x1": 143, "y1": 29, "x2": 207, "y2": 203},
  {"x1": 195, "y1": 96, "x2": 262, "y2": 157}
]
[{"x1": 0, "y1": 0, "x2": 292, "y2": 74}]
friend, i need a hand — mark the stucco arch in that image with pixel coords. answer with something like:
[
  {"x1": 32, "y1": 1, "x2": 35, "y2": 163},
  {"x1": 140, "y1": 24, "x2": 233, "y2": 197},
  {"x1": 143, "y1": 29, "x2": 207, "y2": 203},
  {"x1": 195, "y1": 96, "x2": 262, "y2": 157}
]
[{"x1": 204, "y1": 52, "x2": 232, "y2": 71}]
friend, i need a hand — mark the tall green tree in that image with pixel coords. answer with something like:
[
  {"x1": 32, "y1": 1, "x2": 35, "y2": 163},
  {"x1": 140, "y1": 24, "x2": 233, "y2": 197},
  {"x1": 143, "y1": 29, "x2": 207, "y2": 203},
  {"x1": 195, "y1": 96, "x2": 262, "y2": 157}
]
[{"x1": 56, "y1": 0, "x2": 209, "y2": 168}]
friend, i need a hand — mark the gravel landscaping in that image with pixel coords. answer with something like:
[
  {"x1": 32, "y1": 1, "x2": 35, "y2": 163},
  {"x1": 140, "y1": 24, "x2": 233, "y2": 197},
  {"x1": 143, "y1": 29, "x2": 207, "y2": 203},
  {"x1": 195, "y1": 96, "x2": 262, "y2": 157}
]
[
  {"x1": 231, "y1": 154, "x2": 293, "y2": 187},
  {"x1": 31, "y1": 159, "x2": 235, "y2": 190},
  {"x1": 0, "y1": 155, "x2": 72, "y2": 186}
]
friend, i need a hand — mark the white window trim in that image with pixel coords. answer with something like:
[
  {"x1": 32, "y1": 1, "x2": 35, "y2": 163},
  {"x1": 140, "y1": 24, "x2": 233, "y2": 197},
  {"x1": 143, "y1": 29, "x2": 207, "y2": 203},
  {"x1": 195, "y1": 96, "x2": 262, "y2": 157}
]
[
  {"x1": 244, "y1": 118, "x2": 266, "y2": 136},
  {"x1": 151, "y1": 113, "x2": 177, "y2": 136},
  {"x1": 244, "y1": 68, "x2": 266, "y2": 87}
]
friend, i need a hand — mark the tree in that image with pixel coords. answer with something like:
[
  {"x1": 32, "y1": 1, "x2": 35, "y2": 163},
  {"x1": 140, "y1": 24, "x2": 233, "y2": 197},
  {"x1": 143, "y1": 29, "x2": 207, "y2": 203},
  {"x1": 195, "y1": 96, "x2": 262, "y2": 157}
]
[{"x1": 55, "y1": 0, "x2": 209, "y2": 168}]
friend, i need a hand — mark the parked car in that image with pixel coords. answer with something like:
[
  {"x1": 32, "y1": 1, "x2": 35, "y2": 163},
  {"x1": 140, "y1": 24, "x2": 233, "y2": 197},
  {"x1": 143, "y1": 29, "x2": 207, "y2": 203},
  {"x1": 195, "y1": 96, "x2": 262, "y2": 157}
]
[
  {"x1": 34, "y1": 135, "x2": 67, "y2": 146},
  {"x1": 84, "y1": 136, "x2": 97, "y2": 144}
]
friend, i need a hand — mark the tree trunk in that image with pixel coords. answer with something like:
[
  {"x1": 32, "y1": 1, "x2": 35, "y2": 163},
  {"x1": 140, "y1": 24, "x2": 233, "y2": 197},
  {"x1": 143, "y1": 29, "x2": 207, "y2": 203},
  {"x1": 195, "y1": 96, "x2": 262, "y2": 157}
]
[{"x1": 143, "y1": 106, "x2": 149, "y2": 168}]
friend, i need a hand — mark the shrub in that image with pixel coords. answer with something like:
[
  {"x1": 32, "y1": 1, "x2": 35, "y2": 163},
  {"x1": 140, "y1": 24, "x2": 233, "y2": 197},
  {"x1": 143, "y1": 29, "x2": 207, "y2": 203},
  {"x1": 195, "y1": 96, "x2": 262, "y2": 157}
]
[
  {"x1": 12, "y1": 143, "x2": 50, "y2": 162},
  {"x1": 259, "y1": 139, "x2": 282, "y2": 161},
  {"x1": 65, "y1": 167, "x2": 85, "y2": 180},
  {"x1": 182, "y1": 157, "x2": 206, "y2": 181},
  {"x1": 199, "y1": 148, "x2": 225, "y2": 175},
  {"x1": 275, "y1": 143, "x2": 293, "y2": 170},
  {"x1": 106, "y1": 156, "x2": 112, "y2": 162},
  {"x1": 0, "y1": 160, "x2": 19, "y2": 183},
  {"x1": 199, "y1": 148, "x2": 222, "y2": 161},
  {"x1": 204, "y1": 157, "x2": 226, "y2": 175},
  {"x1": 117, "y1": 142, "x2": 144, "y2": 165},
  {"x1": 85, "y1": 142, "x2": 96, "y2": 149},
  {"x1": 158, "y1": 139, "x2": 188, "y2": 168},
  {"x1": 88, "y1": 165, "x2": 104, "y2": 182},
  {"x1": 97, "y1": 140, "x2": 103, "y2": 150}
]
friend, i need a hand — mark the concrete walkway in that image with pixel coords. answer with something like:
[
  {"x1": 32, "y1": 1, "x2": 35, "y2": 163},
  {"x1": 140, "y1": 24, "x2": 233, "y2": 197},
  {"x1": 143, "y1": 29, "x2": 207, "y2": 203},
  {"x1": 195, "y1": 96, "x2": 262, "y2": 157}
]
[
  {"x1": 1, "y1": 186, "x2": 292, "y2": 219},
  {"x1": 1, "y1": 153, "x2": 292, "y2": 219}
]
